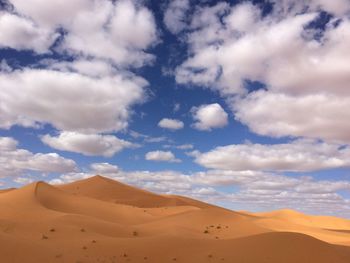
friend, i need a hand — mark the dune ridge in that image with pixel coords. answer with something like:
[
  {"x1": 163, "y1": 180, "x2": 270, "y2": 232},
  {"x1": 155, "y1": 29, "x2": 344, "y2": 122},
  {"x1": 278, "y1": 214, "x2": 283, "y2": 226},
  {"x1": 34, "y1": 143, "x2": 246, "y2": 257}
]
[{"x1": 0, "y1": 175, "x2": 349, "y2": 262}]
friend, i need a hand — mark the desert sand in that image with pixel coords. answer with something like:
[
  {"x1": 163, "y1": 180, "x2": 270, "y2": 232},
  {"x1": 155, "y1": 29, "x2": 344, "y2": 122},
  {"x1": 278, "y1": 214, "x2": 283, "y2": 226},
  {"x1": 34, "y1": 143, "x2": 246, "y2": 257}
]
[{"x1": 0, "y1": 175, "x2": 350, "y2": 263}]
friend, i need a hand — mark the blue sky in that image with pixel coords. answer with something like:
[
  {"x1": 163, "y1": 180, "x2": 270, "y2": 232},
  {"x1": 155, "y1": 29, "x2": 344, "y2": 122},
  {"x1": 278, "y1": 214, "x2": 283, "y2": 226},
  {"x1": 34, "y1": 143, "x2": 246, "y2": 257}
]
[{"x1": 0, "y1": 0, "x2": 350, "y2": 217}]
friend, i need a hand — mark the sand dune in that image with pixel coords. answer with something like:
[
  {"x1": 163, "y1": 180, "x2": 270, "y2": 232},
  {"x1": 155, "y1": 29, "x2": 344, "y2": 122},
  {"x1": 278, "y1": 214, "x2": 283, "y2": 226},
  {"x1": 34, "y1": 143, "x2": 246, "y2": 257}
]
[
  {"x1": 58, "y1": 175, "x2": 211, "y2": 208},
  {"x1": 255, "y1": 209, "x2": 350, "y2": 229},
  {"x1": 0, "y1": 175, "x2": 349, "y2": 262},
  {"x1": 239, "y1": 209, "x2": 350, "y2": 245}
]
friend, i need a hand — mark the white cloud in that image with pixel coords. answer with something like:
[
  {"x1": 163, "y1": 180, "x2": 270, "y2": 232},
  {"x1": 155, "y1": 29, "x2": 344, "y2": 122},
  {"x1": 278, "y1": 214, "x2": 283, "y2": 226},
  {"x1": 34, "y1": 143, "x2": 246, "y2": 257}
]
[
  {"x1": 0, "y1": 68, "x2": 146, "y2": 133},
  {"x1": 90, "y1": 162, "x2": 119, "y2": 174},
  {"x1": 0, "y1": 137, "x2": 18, "y2": 151},
  {"x1": 145, "y1": 150, "x2": 181, "y2": 163},
  {"x1": 194, "y1": 139, "x2": 350, "y2": 172},
  {"x1": 8, "y1": 0, "x2": 158, "y2": 67},
  {"x1": 0, "y1": 137, "x2": 76, "y2": 177},
  {"x1": 45, "y1": 59, "x2": 117, "y2": 78},
  {"x1": 192, "y1": 103, "x2": 228, "y2": 131},
  {"x1": 0, "y1": 12, "x2": 57, "y2": 53},
  {"x1": 42, "y1": 131, "x2": 137, "y2": 157},
  {"x1": 27, "y1": 152, "x2": 77, "y2": 173},
  {"x1": 233, "y1": 91, "x2": 350, "y2": 143},
  {"x1": 313, "y1": 0, "x2": 350, "y2": 15},
  {"x1": 224, "y1": 2, "x2": 260, "y2": 33},
  {"x1": 9, "y1": 0, "x2": 92, "y2": 28},
  {"x1": 176, "y1": 1, "x2": 350, "y2": 143},
  {"x1": 158, "y1": 118, "x2": 184, "y2": 130},
  {"x1": 61, "y1": 0, "x2": 158, "y2": 67},
  {"x1": 177, "y1": 6, "x2": 318, "y2": 95},
  {"x1": 164, "y1": 0, "x2": 190, "y2": 34},
  {"x1": 110, "y1": 0, "x2": 157, "y2": 49}
]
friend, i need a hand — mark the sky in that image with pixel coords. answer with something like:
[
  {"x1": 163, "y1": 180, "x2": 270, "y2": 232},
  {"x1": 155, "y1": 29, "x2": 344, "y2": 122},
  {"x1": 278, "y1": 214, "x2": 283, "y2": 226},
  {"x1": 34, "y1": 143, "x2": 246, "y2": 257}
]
[{"x1": 0, "y1": 0, "x2": 350, "y2": 217}]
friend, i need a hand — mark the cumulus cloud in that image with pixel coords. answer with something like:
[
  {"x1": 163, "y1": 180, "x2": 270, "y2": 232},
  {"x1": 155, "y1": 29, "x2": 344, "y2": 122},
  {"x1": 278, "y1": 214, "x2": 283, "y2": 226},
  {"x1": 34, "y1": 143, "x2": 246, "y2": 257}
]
[
  {"x1": 0, "y1": 68, "x2": 146, "y2": 133},
  {"x1": 7, "y1": 0, "x2": 158, "y2": 67},
  {"x1": 177, "y1": 5, "x2": 318, "y2": 95},
  {"x1": 42, "y1": 131, "x2": 137, "y2": 157},
  {"x1": 233, "y1": 91, "x2": 350, "y2": 143},
  {"x1": 9, "y1": 0, "x2": 92, "y2": 28},
  {"x1": 158, "y1": 118, "x2": 184, "y2": 130},
  {"x1": 192, "y1": 103, "x2": 228, "y2": 131},
  {"x1": 194, "y1": 139, "x2": 350, "y2": 172},
  {"x1": 145, "y1": 150, "x2": 181, "y2": 163},
  {"x1": 0, "y1": 12, "x2": 57, "y2": 53},
  {"x1": 61, "y1": 0, "x2": 158, "y2": 67},
  {"x1": 224, "y1": 2, "x2": 260, "y2": 33},
  {"x1": 0, "y1": 137, "x2": 76, "y2": 177},
  {"x1": 163, "y1": 0, "x2": 190, "y2": 34},
  {"x1": 176, "y1": 1, "x2": 350, "y2": 142}
]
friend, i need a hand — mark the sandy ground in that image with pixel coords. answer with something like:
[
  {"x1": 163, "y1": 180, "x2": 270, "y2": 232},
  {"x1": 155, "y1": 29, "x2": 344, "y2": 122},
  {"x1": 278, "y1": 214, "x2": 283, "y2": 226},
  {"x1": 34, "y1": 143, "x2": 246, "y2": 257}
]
[{"x1": 0, "y1": 175, "x2": 350, "y2": 263}]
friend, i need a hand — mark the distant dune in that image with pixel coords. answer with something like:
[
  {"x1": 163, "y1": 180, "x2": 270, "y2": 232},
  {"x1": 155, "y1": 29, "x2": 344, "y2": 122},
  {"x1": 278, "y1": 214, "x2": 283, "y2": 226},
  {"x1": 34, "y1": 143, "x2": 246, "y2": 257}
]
[{"x1": 0, "y1": 175, "x2": 350, "y2": 262}]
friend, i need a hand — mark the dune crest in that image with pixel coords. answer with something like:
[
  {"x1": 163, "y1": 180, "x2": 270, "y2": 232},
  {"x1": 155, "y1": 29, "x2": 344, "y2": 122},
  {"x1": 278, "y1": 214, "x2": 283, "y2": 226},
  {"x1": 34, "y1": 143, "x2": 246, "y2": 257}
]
[{"x1": 0, "y1": 175, "x2": 350, "y2": 263}]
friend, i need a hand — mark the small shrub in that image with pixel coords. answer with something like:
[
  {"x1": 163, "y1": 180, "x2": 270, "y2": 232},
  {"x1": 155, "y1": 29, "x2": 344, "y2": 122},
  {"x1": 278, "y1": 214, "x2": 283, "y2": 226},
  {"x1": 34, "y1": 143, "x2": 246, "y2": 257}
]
[
  {"x1": 203, "y1": 230, "x2": 209, "y2": 234},
  {"x1": 42, "y1": 234, "x2": 48, "y2": 240}
]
